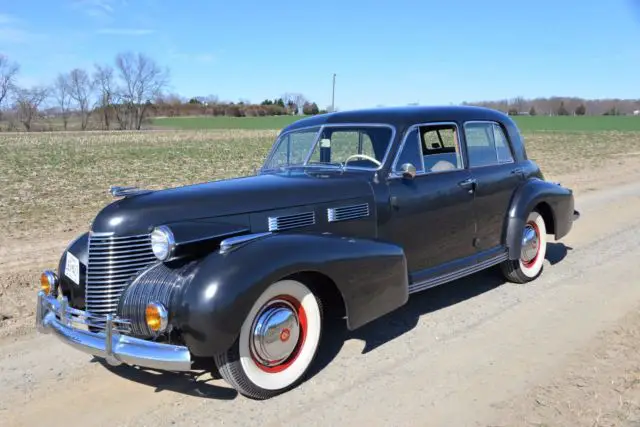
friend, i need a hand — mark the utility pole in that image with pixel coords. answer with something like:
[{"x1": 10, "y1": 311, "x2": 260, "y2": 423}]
[{"x1": 331, "y1": 73, "x2": 336, "y2": 112}]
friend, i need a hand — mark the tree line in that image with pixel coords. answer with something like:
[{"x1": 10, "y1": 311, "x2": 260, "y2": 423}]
[
  {"x1": 0, "y1": 52, "x2": 326, "y2": 132},
  {"x1": 2, "y1": 51, "x2": 639, "y2": 132},
  {"x1": 462, "y1": 96, "x2": 640, "y2": 116}
]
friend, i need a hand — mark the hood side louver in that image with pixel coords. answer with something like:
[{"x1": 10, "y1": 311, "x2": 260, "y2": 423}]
[
  {"x1": 268, "y1": 211, "x2": 316, "y2": 231},
  {"x1": 327, "y1": 203, "x2": 370, "y2": 222}
]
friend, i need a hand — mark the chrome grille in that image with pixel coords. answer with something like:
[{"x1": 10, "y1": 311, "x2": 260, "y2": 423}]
[
  {"x1": 86, "y1": 232, "x2": 156, "y2": 316},
  {"x1": 327, "y1": 203, "x2": 370, "y2": 222},
  {"x1": 267, "y1": 211, "x2": 315, "y2": 231}
]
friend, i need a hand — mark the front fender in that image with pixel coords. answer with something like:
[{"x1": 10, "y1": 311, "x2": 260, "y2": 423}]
[
  {"x1": 505, "y1": 178, "x2": 575, "y2": 259},
  {"x1": 173, "y1": 232, "x2": 408, "y2": 357}
]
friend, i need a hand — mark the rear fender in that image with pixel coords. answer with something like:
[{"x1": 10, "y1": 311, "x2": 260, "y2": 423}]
[
  {"x1": 505, "y1": 178, "x2": 575, "y2": 259},
  {"x1": 172, "y1": 232, "x2": 408, "y2": 357}
]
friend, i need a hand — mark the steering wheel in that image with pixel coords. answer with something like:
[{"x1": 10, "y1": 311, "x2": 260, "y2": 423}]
[{"x1": 343, "y1": 154, "x2": 382, "y2": 168}]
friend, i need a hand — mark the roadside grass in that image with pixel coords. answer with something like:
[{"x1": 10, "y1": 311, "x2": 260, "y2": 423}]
[
  {"x1": 151, "y1": 115, "x2": 307, "y2": 130},
  {"x1": 0, "y1": 129, "x2": 636, "y2": 239}
]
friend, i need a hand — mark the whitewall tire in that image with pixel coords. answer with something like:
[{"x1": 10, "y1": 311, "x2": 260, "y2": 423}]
[
  {"x1": 214, "y1": 279, "x2": 323, "y2": 399},
  {"x1": 500, "y1": 210, "x2": 547, "y2": 283}
]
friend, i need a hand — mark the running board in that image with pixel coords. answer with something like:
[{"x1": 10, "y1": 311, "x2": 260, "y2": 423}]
[{"x1": 408, "y1": 252, "x2": 509, "y2": 294}]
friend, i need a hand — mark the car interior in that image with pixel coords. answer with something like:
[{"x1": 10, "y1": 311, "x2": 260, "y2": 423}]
[{"x1": 419, "y1": 125, "x2": 463, "y2": 172}]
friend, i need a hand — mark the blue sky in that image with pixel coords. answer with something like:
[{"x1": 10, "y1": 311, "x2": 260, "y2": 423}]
[{"x1": 1, "y1": 0, "x2": 639, "y2": 110}]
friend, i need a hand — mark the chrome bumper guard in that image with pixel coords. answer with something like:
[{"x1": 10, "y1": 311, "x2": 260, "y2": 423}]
[{"x1": 36, "y1": 291, "x2": 192, "y2": 372}]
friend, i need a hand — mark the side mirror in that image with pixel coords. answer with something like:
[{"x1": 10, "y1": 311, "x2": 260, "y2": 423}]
[{"x1": 400, "y1": 163, "x2": 416, "y2": 179}]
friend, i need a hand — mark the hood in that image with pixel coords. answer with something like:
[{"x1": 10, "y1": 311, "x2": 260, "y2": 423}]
[{"x1": 90, "y1": 170, "x2": 374, "y2": 236}]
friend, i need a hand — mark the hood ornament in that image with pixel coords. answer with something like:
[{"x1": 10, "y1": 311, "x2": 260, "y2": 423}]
[{"x1": 109, "y1": 185, "x2": 153, "y2": 198}]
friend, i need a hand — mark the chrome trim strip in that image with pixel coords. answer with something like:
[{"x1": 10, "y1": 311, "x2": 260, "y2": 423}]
[
  {"x1": 90, "y1": 231, "x2": 115, "y2": 238},
  {"x1": 109, "y1": 185, "x2": 153, "y2": 198},
  {"x1": 90, "y1": 232, "x2": 150, "y2": 240},
  {"x1": 267, "y1": 211, "x2": 315, "y2": 231},
  {"x1": 36, "y1": 292, "x2": 192, "y2": 371},
  {"x1": 408, "y1": 252, "x2": 509, "y2": 294},
  {"x1": 90, "y1": 241, "x2": 152, "y2": 248},
  {"x1": 327, "y1": 203, "x2": 370, "y2": 222},
  {"x1": 86, "y1": 252, "x2": 156, "y2": 261},
  {"x1": 219, "y1": 232, "x2": 273, "y2": 254},
  {"x1": 89, "y1": 258, "x2": 157, "y2": 267}
]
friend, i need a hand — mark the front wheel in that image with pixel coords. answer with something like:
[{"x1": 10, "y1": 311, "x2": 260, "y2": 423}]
[
  {"x1": 213, "y1": 279, "x2": 323, "y2": 400},
  {"x1": 500, "y1": 210, "x2": 547, "y2": 283}
]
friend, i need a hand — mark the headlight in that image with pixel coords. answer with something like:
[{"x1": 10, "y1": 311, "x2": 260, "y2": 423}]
[
  {"x1": 150, "y1": 226, "x2": 175, "y2": 261},
  {"x1": 145, "y1": 302, "x2": 169, "y2": 333}
]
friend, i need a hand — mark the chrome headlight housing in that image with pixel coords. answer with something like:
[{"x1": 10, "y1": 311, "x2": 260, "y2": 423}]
[{"x1": 150, "y1": 226, "x2": 175, "y2": 261}]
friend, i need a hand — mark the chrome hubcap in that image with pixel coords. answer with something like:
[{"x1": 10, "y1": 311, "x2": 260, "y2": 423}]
[
  {"x1": 521, "y1": 224, "x2": 539, "y2": 263},
  {"x1": 250, "y1": 299, "x2": 300, "y2": 367}
]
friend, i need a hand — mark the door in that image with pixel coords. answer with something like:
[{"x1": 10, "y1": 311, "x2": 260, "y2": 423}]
[
  {"x1": 387, "y1": 123, "x2": 477, "y2": 273},
  {"x1": 462, "y1": 121, "x2": 525, "y2": 251}
]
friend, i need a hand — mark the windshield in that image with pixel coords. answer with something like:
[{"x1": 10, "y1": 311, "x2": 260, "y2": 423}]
[{"x1": 261, "y1": 124, "x2": 394, "y2": 171}]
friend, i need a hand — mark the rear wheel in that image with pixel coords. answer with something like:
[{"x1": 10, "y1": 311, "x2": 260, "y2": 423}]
[
  {"x1": 213, "y1": 279, "x2": 323, "y2": 399},
  {"x1": 500, "y1": 210, "x2": 547, "y2": 283}
]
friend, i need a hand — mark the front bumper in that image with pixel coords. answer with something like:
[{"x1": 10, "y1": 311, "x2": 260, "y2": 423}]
[{"x1": 36, "y1": 291, "x2": 192, "y2": 371}]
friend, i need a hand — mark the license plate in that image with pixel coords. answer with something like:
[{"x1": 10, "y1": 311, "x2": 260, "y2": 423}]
[{"x1": 65, "y1": 252, "x2": 80, "y2": 285}]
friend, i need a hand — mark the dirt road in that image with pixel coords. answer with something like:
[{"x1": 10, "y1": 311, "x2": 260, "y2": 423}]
[{"x1": 1, "y1": 180, "x2": 640, "y2": 426}]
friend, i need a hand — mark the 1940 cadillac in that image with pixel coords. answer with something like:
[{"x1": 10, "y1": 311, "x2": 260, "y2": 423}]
[{"x1": 36, "y1": 105, "x2": 579, "y2": 399}]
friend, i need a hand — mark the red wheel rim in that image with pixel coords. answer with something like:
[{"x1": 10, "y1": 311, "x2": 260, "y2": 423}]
[
  {"x1": 521, "y1": 221, "x2": 540, "y2": 268},
  {"x1": 249, "y1": 294, "x2": 308, "y2": 373}
]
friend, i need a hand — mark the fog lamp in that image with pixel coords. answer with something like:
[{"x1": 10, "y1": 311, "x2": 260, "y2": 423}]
[
  {"x1": 40, "y1": 270, "x2": 58, "y2": 295},
  {"x1": 145, "y1": 302, "x2": 169, "y2": 333}
]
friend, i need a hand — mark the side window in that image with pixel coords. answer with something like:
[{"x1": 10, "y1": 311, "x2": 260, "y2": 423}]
[
  {"x1": 419, "y1": 125, "x2": 464, "y2": 172},
  {"x1": 493, "y1": 123, "x2": 514, "y2": 163},
  {"x1": 463, "y1": 122, "x2": 495, "y2": 168},
  {"x1": 464, "y1": 122, "x2": 514, "y2": 167},
  {"x1": 393, "y1": 128, "x2": 425, "y2": 173}
]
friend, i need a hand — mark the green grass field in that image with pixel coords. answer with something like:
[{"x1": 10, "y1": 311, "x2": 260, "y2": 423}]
[
  {"x1": 152, "y1": 114, "x2": 640, "y2": 132},
  {"x1": 513, "y1": 115, "x2": 640, "y2": 132}
]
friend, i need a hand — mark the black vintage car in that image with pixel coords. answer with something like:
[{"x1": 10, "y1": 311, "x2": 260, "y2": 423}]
[{"x1": 36, "y1": 105, "x2": 579, "y2": 399}]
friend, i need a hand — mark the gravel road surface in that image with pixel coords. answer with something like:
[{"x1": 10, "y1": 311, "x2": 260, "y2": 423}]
[{"x1": 1, "y1": 182, "x2": 640, "y2": 426}]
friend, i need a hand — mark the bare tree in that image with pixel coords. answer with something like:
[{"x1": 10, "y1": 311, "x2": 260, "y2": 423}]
[
  {"x1": 511, "y1": 96, "x2": 526, "y2": 113},
  {"x1": 14, "y1": 86, "x2": 49, "y2": 131},
  {"x1": 281, "y1": 92, "x2": 307, "y2": 115},
  {"x1": 93, "y1": 64, "x2": 115, "y2": 130},
  {"x1": 68, "y1": 68, "x2": 94, "y2": 130},
  {"x1": 0, "y1": 55, "x2": 20, "y2": 120},
  {"x1": 115, "y1": 52, "x2": 169, "y2": 130},
  {"x1": 53, "y1": 73, "x2": 72, "y2": 130},
  {"x1": 204, "y1": 94, "x2": 219, "y2": 104}
]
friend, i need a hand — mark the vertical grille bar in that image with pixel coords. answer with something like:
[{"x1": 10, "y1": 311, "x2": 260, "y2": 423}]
[{"x1": 86, "y1": 233, "x2": 156, "y2": 317}]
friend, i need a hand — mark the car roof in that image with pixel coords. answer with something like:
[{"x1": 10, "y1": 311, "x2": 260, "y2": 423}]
[{"x1": 281, "y1": 105, "x2": 514, "y2": 133}]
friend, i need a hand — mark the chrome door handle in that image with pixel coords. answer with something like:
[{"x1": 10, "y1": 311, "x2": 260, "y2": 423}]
[{"x1": 458, "y1": 178, "x2": 477, "y2": 193}]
